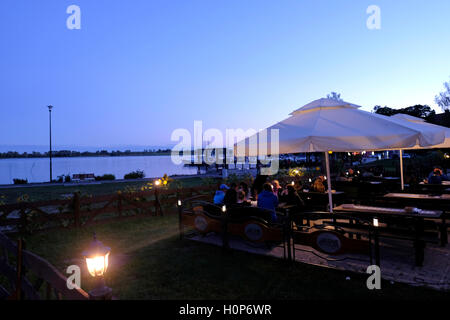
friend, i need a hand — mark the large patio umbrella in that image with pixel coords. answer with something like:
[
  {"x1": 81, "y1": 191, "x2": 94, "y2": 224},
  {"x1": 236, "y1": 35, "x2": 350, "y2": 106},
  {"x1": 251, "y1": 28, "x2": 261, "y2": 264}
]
[
  {"x1": 386, "y1": 114, "x2": 450, "y2": 189},
  {"x1": 236, "y1": 98, "x2": 445, "y2": 212}
]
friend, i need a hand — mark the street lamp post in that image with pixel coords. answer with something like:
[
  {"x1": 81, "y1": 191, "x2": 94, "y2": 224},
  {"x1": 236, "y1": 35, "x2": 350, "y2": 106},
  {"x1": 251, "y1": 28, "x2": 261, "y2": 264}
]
[{"x1": 48, "y1": 105, "x2": 53, "y2": 182}]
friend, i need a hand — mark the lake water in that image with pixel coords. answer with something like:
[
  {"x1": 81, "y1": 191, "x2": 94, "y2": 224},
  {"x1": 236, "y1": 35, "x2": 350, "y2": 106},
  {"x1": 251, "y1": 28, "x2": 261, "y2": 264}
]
[{"x1": 0, "y1": 156, "x2": 198, "y2": 184}]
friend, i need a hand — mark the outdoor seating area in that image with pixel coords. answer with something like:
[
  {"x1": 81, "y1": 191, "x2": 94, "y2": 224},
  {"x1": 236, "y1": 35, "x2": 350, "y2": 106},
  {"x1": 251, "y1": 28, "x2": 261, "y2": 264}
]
[
  {"x1": 180, "y1": 196, "x2": 449, "y2": 290},
  {"x1": 175, "y1": 97, "x2": 450, "y2": 292}
]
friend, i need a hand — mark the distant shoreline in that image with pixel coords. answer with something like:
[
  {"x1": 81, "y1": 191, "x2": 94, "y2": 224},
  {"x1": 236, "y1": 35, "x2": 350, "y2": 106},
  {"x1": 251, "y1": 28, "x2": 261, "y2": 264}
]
[{"x1": 0, "y1": 150, "x2": 172, "y2": 159}]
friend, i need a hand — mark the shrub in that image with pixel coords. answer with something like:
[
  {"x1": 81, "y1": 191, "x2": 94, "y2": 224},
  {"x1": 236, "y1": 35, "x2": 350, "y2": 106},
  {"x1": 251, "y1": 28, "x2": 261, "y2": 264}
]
[
  {"x1": 95, "y1": 174, "x2": 116, "y2": 181},
  {"x1": 65, "y1": 175, "x2": 71, "y2": 182},
  {"x1": 13, "y1": 178, "x2": 28, "y2": 185},
  {"x1": 124, "y1": 170, "x2": 145, "y2": 180}
]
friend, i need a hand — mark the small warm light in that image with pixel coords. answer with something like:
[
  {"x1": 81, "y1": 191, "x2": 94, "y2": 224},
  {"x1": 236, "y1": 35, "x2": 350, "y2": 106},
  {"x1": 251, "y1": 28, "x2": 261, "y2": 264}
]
[
  {"x1": 83, "y1": 234, "x2": 111, "y2": 278},
  {"x1": 324, "y1": 176, "x2": 327, "y2": 180},
  {"x1": 345, "y1": 171, "x2": 349, "y2": 176},
  {"x1": 222, "y1": 205, "x2": 226, "y2": 213},
  {"x1": 86, "y1": 254, "x2": 109, "y2": 277},
  {"x1": 347, "y1": 152, "x2": 351, "y2": 156},
  {"x1": 445, "y1": 153, "x2": 450, "y2": 159},
  {"x1": 373, "y1": 218, "x2": 379, "y2": 227},
  {"x1": 177, "y1": 199, "x2": 182, "y2": 207},
  {"x1": 154, "y1": 179, "x2": 161, "y2": 186},
  {"x1": 372, "y1": 151, "x2": 375, "y2": 156},
  {"x1": 357, "y1": 170, "x2": 360, "y2": 174},
  {"x1": 308, "y1": 178, "x2": 312, "y2": 183},
  {"x1": 328, "y1": 151, "x2": 333, "y2": 154},
  {"x1": 291, "y1": 181, "x2": 295, "y2": 186}
]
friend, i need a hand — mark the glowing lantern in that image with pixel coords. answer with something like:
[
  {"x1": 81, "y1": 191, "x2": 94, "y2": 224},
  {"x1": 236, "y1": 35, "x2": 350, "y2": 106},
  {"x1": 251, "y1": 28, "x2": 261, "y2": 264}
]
[
  {"x1": 82, "y1": 234, "x2": 112, "y2": 299},
  {"x1": 83, "y1": 234, "x2": 110, "y2": 277},
  {"x1": 373, "y1": 218, "x2": 379, "y2": 227}
]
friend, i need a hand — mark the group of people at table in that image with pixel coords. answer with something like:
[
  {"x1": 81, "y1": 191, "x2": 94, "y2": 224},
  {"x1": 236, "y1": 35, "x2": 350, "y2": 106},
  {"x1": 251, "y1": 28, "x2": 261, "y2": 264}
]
[
  {"x1": 210, "y1": 164, "x2": 449, "y2": 223},
  {"x1": 212, "y1": 177, "x2": 318, "y2": 222},
  {"x1": 337, "y1": 165, "x2": 449, "y2": 185}
]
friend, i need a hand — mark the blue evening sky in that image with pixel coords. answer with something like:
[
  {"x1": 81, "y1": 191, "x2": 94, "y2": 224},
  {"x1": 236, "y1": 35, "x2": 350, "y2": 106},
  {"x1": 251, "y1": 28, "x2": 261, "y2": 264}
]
[{"x1": 1, "y1": 0, "x2": 450, "y2": 149}]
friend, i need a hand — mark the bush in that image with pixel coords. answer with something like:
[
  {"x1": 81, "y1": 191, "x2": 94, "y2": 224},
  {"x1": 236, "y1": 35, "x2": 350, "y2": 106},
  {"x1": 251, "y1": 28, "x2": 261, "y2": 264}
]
[
  {"x1": 95, "y1": 174, "x2": 116, "y2": 181},
  {"x1": 124, "y1": 170, "x2": 145, "y2": 180},
  {"x1": 13, "y1": 178, "x2": 28, "y2": 185},
  {"x1": 65, "y1": 175, "x2": 71, "y2": 182}
]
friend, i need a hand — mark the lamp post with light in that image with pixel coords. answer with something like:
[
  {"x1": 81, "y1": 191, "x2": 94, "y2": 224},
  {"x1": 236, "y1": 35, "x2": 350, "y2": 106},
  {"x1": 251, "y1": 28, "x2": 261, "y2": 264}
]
[
  {"x1": 154, "y1": 179, "x2": 163, "y2": 216},
  {"x1": 373, "y1": 218, "x2": 380, "y2": 267},
  {"x1": 48, "y1": 105, "x2": 53, "y2": 182},
  {"x1": 177, "y1": 199, "x2": 183, "y2": 240},
  {"x1": 82, "y1": 234, "x2": 113, "y2": 300},
  {"x1": 221, "y1": 205, "x2": 230, "y2": 249}
]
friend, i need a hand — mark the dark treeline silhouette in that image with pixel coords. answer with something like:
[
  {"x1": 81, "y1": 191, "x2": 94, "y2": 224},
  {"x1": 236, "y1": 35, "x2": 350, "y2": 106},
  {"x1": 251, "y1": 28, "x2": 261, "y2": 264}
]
[{"x1": 0, "y1": 149, "x2": 171, "y2": 159}]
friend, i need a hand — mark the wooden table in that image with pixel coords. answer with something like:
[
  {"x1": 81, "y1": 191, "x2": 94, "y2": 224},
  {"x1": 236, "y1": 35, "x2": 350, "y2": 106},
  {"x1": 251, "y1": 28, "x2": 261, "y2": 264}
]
[
  {"x1": 335, "y1": 203, "x2": 447, "y2": 247},
  {"x1": 384, "y1": 193, "x2": 450, "y2": 201},
  {"x1": 334, "y1": 204, "x2": 442, "y2": 218}
]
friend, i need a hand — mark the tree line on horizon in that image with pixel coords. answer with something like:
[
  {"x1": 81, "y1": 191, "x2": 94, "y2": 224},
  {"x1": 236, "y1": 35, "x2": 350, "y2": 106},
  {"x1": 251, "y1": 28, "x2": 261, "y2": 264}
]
[{"x1": 0, "y1": 148, "x2": 172, "y2": 159}]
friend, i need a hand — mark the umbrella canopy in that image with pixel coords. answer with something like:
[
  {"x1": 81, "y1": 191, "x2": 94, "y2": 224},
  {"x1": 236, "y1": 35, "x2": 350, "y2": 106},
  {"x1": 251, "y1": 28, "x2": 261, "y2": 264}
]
[
  {"x1": 388, "y1": 114, "x2": 450, "y2": 149},
  {"x1": 238, "y1": 98, "x2": 445, "y2": 156},
  {"x1": 236, "y1": 98, "x2": 446, "y2": 213}
]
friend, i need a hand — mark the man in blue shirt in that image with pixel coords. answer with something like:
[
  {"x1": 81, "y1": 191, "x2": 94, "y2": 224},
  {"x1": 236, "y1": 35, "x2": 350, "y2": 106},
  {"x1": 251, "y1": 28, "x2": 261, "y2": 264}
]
[
  {"x1": 257, "y1": 183, "x2": 279, "y2": 222},
  {"x1": 213, "y1": 184, "x2": 229, "y2": 204},
  {"x1": 427, "y1": 166, "x2": 450, "y2": 184}
]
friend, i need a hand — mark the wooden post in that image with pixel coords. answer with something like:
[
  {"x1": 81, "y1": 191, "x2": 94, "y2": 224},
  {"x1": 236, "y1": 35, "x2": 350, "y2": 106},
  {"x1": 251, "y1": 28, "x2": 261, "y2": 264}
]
[
  {"x1": 221, "y1": 207, "x2": 229, "y2": 250},
  {"x1": 117, "y1": 195, "x2": 123, "y2": 218},
  {"x1": 399, "y1": 149, "x2": 404, "y2": 190},
  {"x1": 73, "y1": 192, "x2": 81, "y2": 228},
  {"x1": 154, "y1": 188, "x2": 163, "y2": 216},
  {"x1": 177, "y1": 197, "x2": 184, "y2": 240},
  {"x1": 9, "y1": 238, "x2": 23, "y2": 300}
]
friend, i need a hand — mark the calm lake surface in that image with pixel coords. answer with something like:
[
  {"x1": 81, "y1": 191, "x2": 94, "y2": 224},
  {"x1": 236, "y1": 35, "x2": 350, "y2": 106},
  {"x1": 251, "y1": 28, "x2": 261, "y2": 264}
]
[{"x1": 0, "y1": 156, "x2": 198, "y2": 184}]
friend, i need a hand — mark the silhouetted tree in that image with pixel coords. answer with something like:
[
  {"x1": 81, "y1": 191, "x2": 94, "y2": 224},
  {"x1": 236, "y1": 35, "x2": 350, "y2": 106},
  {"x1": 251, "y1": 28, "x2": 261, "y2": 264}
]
[
  {"x1": 435, "y1": 78, "x2": 450, "y2": 111},
  {"x1": 373, "y1": 104, "x2": 435, "y2": 119},
  {"x1": 373, "y1": 105, "x2": 397, "y2": 116},
  {"x1": 326, "y1": 92, "x2": 343, "y2": 101}
]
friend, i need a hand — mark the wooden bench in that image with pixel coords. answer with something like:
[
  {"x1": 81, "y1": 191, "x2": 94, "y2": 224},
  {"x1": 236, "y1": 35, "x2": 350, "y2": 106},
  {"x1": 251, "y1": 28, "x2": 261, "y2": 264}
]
[
  {"x1": 72, "y1": 173, "x2": 95, "y2": 182},
  {"x1": 289, "y1": 211, "x2": 376, "y2": 264},
  {"x1": 332, "y1": 204, "x2": 443, "y2": 266},
  {"x1": 0, "y1": 232, "x2": 89, "y2": 300},
  {"x1": 180, "y1": 201, "x2": 287, "y2": 255}
]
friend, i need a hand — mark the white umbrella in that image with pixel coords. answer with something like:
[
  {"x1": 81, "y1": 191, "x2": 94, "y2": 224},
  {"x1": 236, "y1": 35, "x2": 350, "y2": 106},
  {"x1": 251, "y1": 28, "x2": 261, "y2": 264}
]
[
  {"x1": 237, "y1": 98, "x2": 445, "y2": 212},
  {"x1": 389, "y1": 114, "x2": 450, "y2": 149},
  {"x1": 386, "y1": 114, "x2": 450, "y2": 189}
]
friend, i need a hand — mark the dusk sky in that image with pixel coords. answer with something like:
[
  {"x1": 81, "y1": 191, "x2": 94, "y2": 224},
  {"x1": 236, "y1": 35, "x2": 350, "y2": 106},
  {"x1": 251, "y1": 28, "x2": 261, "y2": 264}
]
[{"x1": 1, "y1": 0, "x2": 450, "y2": 150}]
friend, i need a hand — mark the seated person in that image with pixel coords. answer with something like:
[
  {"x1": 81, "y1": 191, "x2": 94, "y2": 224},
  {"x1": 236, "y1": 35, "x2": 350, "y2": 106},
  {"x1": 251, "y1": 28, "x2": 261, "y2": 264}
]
[
  {"x1": 312, "y1": 176, "x2": 326, "y2": 193},
  {"x1": 338, "y1": 168, "x2": 358, "y2": 182},
  {"x1": 236, "y1": 190, "x2": 251, "y2": 207},
  {"x1": 238, "y1": 182, "x2": 250, "y2": 200},
  {"x1": 427, "y1": 166, "x2": 449, "y2": 184},
  {"x1": 271, "y1": 180, "x2": 282, "y2": 197},
  {"x1": 280, "y1": 185, "x2": 305, "y2": 211},
  {"x1": 223, "y1": 183, "x2": 238, "y2": 205},
  {"x1": 251, "y1": 174, "x2": 268, "y2": 200},
  {"x1": 213, "y1": 184, "x2": 229, "y2": 204},
  {"x1": 257, "y1": 183, "x2": 279, "y2": 222}
]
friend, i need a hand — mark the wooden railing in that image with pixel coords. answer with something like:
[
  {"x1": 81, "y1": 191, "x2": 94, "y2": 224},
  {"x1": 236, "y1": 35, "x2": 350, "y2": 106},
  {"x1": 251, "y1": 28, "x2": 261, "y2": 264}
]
[
  {"x1": 0, "y1": 233, "x2": 90, "y2": 300},
  {"x1": 0, "y1": 185, "x2": 216, "y2": 234}
]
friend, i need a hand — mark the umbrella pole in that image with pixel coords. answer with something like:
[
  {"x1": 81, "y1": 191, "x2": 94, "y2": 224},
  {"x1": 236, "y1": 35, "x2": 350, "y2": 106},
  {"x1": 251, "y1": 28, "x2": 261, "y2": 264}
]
[
  {"x1": 324, "y1": 152, "x2": 333, "y2": 213},
  {"x1": 399, "y1": 149, "x2": 404, "y2": 190}
]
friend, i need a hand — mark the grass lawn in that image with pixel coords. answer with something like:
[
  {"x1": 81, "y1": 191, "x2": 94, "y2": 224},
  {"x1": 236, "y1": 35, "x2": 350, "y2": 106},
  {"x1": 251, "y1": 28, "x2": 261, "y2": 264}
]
[
  {"x1": 0, "y1": 176, "x2": 217, "y2": 204},
  {"x1": 19, "y1": 214, "x2": 450, "y2": 300}
]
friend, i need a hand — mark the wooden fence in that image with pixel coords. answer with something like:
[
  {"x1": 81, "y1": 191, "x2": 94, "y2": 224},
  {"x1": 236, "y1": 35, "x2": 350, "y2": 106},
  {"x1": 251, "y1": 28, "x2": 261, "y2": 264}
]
[{"x1": 0, "y1": 185, "x2": 217, "y2": 234}]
